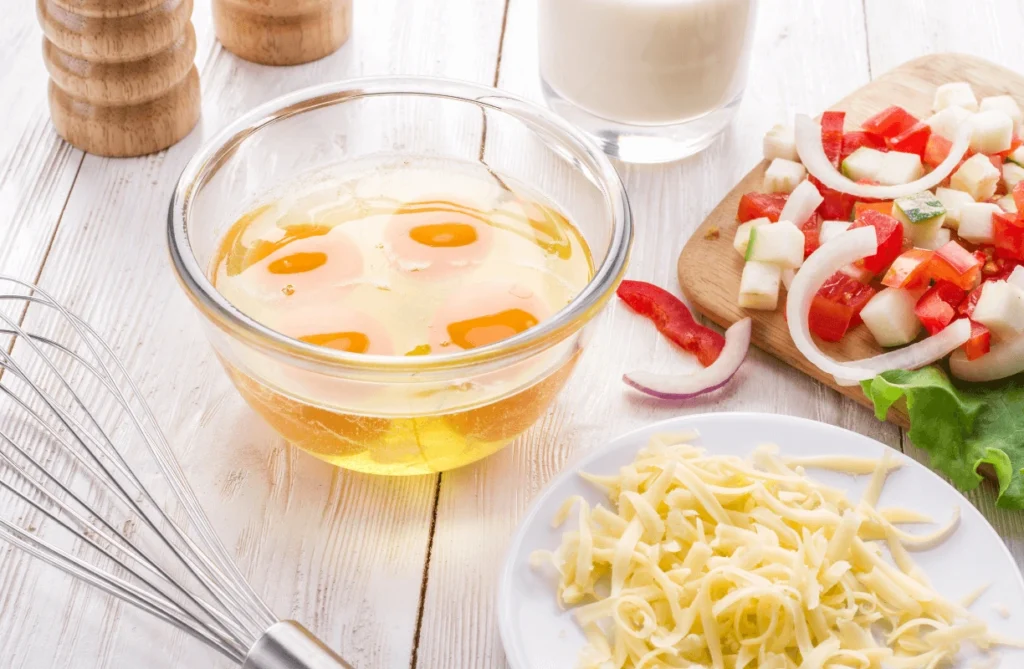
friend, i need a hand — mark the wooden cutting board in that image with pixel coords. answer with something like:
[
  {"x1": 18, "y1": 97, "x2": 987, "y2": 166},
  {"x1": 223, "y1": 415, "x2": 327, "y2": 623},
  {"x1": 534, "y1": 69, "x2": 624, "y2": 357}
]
[{"x1": 678, "y1": 54, "x2": 1024, "y2": 429}]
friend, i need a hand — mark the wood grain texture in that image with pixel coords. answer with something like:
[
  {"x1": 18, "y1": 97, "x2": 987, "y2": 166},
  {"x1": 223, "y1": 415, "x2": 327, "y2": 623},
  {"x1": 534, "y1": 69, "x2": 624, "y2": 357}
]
[
  {"x1": 0, "y1": 2, "x2": 83, "y2": 281},
  {"x1": 212, "y1": 0, "x2": 352, "y2": 66},
  {"x1": 415, "y1": 2, "x2": 900, "y2": 668},
  {"x1": 0, "y1": 0, "x2": 505, "y2": 667},
  {"x1": 39, "y1": 0, "x2": 201, "y2": 156},
  {"x1": 678, "y1": 54, "x2": 1024, "y2": 428}
]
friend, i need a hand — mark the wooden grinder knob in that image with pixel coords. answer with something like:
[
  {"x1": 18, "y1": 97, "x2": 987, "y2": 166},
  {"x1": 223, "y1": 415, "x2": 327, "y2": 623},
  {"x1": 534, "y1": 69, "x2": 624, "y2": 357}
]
[
  {"x1": 213, "y1": 0, "x2": 353, "y2": 66},
  {"x1": 38, "y1": 0, "x2": 201, "y2": 157}
]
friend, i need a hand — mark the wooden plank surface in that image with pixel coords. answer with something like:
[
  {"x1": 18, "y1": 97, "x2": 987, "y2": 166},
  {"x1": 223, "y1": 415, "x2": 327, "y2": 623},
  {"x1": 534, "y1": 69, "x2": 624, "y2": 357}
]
[
  {"x1": 0, "y1": 1, "x2": 507, "y2": 668},
  {"x1": 415, "y1": 2, "x2": 900, "y2": 668},
  {"x1": 2, "y1": 1, "x2": 1024, "y2": 668}
]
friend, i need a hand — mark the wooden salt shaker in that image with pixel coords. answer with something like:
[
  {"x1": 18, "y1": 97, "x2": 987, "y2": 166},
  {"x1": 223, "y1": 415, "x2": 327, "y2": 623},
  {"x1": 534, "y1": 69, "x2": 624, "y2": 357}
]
[
  {"x1": 38, "y1": 0, "x2": 201, "y2": 157},
  {"x1": 213, "y1": 0, "x2": 352, "y2": 66}
]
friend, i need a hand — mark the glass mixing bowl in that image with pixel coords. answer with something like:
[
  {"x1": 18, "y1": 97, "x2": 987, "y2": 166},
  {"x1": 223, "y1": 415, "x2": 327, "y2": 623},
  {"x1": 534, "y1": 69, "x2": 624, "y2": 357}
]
[{"x1": 168, "y1": 77, "x2": 632, "y2": 475}]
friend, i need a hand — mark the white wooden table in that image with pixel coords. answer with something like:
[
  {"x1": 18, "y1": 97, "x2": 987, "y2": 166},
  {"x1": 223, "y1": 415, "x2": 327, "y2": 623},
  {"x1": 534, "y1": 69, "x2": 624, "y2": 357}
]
[{"x1": 3, "y1": 1, "x2": 1024, "y2": 667}]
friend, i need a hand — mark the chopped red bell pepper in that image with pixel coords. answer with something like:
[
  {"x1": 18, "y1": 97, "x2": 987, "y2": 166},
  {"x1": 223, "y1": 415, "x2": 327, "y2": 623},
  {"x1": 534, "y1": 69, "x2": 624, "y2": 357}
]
[
  {"x1": 809, "y1": 177, "x2": 857, "y2": 221},
  {"x1": 993, "y1": 211, "x2": 1024, "y2": 261},
  {"x1": 862, "y1": 105, "x2": 919, "y2": 139},
  {"x1": 841, "y1": 130, "x2": 887, "y2": 161},
  {"x1": 923, "y1": 133, "x2": 953, "y2": 168},
  {"x1": 888, "y1": 122, "x2": 932, "y2": 158},
  {"x1": 1013, "y1": 181, "x2": 1024, "y2": 218},
  {"x1": 850, "y1": 209, "x2": 903, "y2": 273},
  {"x1": 959, "y1": 284, "x2": 984, "y2": 317},
  {"x1": 963, "y1": 321, "x2": 991, "y2": 360},
  {"x1": 616, "y1": 280, "x2": 725, "y2": 367},
  {"x1": 738, "y1": 192, "x2": 788, "y2": 223},
  {"x1": 882, "y1": 248, "x2": 935, "y2": 289},
  {"x1": 928, "y1": 240, "x2": 983, "y2": 290},
  {"x1": 808, "y1": 272, "x2": 876, "y2": 342},
  {"x1": 821, "y1": 111, "x2": 846, "y2": 167},
  {"x1": 800, "y1": 214, "x2": 823, "y2": 258},
  {"x1": 914, "y1": 281, "x2": 965, "y2": 335},
  {"x1": 853, "y1": 201, "x2": 893, "y2": 219}
]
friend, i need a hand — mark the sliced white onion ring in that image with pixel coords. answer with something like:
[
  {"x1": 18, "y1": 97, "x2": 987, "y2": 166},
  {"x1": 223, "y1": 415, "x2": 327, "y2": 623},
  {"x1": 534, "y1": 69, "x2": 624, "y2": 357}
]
[
  {"x1": 950, "y1": 333, "x2": 1024, "y2": 382},
  {"x1": 795, "y1": 114, "x2": 971, "y2": 200},
  {"x1": 624, "y1": 318, "x2": 751, "y2": 400},
  {"x1": 778, "y1": 178, "x2": 823, "y2": 225},
  {"x1": 834, "y1": 319, "x2": 972, "y2": 386},
  {"x1": 786, "y1": 227, "x2": 972, "y2": 384}
]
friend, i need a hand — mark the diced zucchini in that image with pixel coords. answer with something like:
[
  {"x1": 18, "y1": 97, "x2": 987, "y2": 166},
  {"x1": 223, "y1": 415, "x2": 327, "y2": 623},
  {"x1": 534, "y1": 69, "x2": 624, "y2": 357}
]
[
  {"x1": 925, "y1": 106, "x2": 972, "y2": 141},
  {"x1": 935, "y1": 186, "x2": 976, "y2": 229},
  {"x1": 841, "y1": 147, "x2": 886, "y2": 181},
  {"x1": 972, "y1": 281, "x2": 1024, "y2": 339},
  {"x1": 1003, "y1": 162, "x2": 1024, "y2": 191},
  {"x1": 1008, "y1": 145, "x2": 1024, "y2": 167},
  {"x1": 980, "y1": 95, "x2": 1023, "y2": 134},
  {"x1": 893, "y1": 191, "x2": 945, "y2": 225},
  {"x1": 745, "y1": 220, "x2": 805, "y2": 269},
  {"x1": 763, "y1": 124, "x2": 799, "y2": 162},
  {"x1": 732, "y1": 217, "x2": 770, "y2": 256},
  {"x1": 914, "y1": 226, "x2": 951, "y2": 251},
  {"x1": 861, "y1": 288, "x2": 923, "y2": 347},
  {"x1": 763, "y1": 158, "x2": 807, "y2": 194},
  {"x1": 875, "y1": 151, "x2": 924, "y2": 186},
  {"x1": 998, "y1": 194, "x2": 1018, "y2": 214},
  {"x1": 956, "y1": 202, "x2": 1002, "y2": 244},
  {"x1": 932, "y1": 82, "x2": 978, "y2": 112},
  {"x1": 738, "y1": 261, "x2": 782, "y2": 310},
  {"x1": 970, "y1": 110, "x2": 1014, "y2": 154},
  {"x1": 818, "y1": 220, "x2": 851, "y2": 246},
  {"x1": 893, "y1": 192, "x2": 946, "y2": 246},
  {"x1": 950, "y1": 153, "x2": 1001, "y2": 201}
]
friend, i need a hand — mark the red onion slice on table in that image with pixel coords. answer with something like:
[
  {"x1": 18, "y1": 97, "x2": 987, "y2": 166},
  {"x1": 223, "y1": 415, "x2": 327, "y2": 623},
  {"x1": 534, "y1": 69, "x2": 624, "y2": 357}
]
[{"x1": 624, "y1": 318, "x2": 751, "y2": 400}]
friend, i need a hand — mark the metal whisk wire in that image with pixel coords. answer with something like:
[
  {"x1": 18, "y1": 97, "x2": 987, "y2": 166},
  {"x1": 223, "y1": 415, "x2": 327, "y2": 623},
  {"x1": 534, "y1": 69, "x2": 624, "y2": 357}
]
[{"x1": 0, "y1": 277, "x2": 352, "y2": 668}]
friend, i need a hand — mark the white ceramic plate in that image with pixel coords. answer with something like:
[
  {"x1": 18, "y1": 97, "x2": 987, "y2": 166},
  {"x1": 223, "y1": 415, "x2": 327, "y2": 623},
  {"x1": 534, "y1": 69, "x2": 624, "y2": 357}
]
[{"x1": 498, "y1": 412, "x2": 1024, "y2": 669}]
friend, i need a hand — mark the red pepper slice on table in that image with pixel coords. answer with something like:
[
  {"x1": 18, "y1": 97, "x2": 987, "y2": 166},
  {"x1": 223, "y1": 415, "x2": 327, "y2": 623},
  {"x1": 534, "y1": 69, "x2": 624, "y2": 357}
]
[
  {"x1": 914, "y1": 280, "x2": 965, "y2": 335},
  {"x1": 616, "y1": 280, "x2": 725, "y2": 367},
  {"x1": 808, "y1": 272, "x2": 876, "y2": 342},
  {"x1": 738, "y1": 192, "x2": 788, "y2": 223},
  {"x1": 821, "y1": 111, "x2": 845, "y2": 167},
  {"x1": 841, "y1": 130, "x2": 886, "y2": 161},
  {"x1": 861, "y1": 105, "x2": 919, "y2": 139},
  {"x1": 850, "y1": 209, "x2": 903, "y2": 274}
]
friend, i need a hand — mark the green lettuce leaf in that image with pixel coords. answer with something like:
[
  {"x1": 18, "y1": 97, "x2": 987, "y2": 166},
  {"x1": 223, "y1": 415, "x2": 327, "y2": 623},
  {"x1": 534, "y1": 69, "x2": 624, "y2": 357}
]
[{"x1": 861, "y1": 366, "x2": 1024, "y2": 509}]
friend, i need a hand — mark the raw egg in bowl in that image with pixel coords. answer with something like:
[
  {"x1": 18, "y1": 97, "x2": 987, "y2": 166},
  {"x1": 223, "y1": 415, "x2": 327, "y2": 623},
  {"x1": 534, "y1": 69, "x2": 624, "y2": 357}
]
[{"x1": 169, "y1": 77, "x2": 631, "y2": 475}]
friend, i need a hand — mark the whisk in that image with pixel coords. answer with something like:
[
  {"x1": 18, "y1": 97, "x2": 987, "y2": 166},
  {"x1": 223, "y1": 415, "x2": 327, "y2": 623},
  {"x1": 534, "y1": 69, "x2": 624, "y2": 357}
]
[{"x1": 0, "y1": 276, "x2": 353, "y2": 669}]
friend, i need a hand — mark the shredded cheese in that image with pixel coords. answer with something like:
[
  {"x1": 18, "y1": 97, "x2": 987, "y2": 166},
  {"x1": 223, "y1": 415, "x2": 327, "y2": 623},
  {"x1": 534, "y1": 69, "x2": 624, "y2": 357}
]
[{"x1": 533, "y1": 434, "x2": 1014, "y2": 669}]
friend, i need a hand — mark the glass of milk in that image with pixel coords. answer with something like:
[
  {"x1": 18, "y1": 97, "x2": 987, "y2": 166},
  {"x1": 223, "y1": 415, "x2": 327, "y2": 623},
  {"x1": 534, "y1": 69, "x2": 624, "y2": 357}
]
[{"x1": 538, "y1": 0, "x2": 758, "y2": 163}]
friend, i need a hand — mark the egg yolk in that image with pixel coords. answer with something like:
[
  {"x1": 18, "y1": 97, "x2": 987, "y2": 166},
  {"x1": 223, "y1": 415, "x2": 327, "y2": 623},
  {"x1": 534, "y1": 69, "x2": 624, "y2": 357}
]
[
  {"x1": 408, "y1": 222, "x2": 478, "y2": 248},
  {"x1": 447, "y1": 309, "x2": 539, "y2": 349},
  {"x1": 299, "y1": 331, "x2": 371, "y2": 353},
  {"x1": 268, "y1": 251, "x2": 329, "y2": 275}
]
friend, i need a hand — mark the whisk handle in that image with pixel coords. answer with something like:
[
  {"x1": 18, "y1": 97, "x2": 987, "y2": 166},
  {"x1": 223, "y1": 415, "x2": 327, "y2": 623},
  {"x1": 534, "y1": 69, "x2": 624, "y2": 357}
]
[{"x1": 242, "y1": 621, "x2": 355, "y2": 669}]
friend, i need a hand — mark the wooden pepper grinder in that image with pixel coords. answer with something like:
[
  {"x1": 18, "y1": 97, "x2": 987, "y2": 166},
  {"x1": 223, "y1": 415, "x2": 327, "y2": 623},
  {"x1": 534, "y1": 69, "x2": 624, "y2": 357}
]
[
  {"x1": 38, "y1": 0, "x2": 201, "y2": 158},
  {"x1": 212, "y1": 0, "x2": 352, "y2": 66}
]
